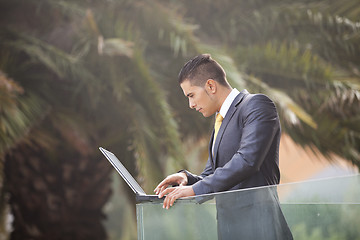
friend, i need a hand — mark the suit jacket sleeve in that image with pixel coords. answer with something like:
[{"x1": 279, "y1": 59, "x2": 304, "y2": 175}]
[
  {"x1": 191, "y1": 94, "x2": 280, "y2": 195},
  {"x1": 182, "y1": 156, "x2": 214, "y2": 185}
]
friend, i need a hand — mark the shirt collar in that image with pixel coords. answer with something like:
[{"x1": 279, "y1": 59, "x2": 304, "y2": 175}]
[{"x1": 218, "y1": 88, "x2": 240, "y2": 118}]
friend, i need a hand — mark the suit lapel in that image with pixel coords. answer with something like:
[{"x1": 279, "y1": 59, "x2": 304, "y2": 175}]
[
  {"x1": 212, "y1": 90, "x2": 249, "y2": 166},
  {"x1": 208, "y1": 131, "x2": 215, "y2": 169}
]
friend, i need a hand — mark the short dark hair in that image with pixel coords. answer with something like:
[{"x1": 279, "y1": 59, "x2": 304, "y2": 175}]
[{"x1": 178, "y1": 54, "x2": 228, "y2": 87}]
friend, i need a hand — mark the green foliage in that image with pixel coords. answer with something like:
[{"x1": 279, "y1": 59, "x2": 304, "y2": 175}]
[
  {"x1": 0, "y1": 0, "x2": 189, "y2": 238},
  {"x1": 0, "y1": 0, "x2": 360, "y2": 239},
  {"x1": 0, "y1": 71, "x2": 49, "y2": 157},
  {"x1": 177, "y1": 0, "x2": 360, "y2": 166},
  {"x1": 283, "y1": 203, "x2": 360, "y2": 240}
]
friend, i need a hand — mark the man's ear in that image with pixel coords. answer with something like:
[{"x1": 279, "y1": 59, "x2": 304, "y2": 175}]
[{"x1": 206, "y1": 79, "x2": 217, "y2": 94}]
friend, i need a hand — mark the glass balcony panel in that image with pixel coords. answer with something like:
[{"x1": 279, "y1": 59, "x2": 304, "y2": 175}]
[{"x1": 137, "y1": 174, "x2": 360, "y2": 240}]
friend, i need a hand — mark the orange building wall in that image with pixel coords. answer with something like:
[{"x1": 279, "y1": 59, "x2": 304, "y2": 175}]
[{"x1": 279, "y1": 134, "x2": 358, "y2": 184}]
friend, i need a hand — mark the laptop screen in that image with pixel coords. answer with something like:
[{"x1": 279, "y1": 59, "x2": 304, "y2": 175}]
[{"x1": 99, "y1": 147, "x2": 146, "y2": 196}]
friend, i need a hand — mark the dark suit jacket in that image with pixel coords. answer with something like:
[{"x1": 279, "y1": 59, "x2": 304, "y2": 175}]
[
  {"x1": 183, "y1": 90, "x2": 293, "y2": 239},
  {"x1": 184, "y1": 89, "x2": 281, "y2": 195}
]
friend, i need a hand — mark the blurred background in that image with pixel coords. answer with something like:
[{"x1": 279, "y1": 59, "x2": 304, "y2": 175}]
[{"x1": 0, "y1": 0, "x2": 359, "y2": 239}]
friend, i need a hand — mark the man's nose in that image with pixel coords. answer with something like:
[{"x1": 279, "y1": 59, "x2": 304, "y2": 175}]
[{"x1": 189, "y1": 99, "x2": 195, "y2": 109}]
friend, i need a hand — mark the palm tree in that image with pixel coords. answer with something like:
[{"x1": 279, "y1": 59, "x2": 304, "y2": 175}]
[
  {"x1": 174, "y1": 0, "x2": 360, "y2": 166},
  {"x1": 1, "y1": 0, "x2": 359, "y2": 239},
  {"x1": 0, "y1": 0, "x2": 186, "y2": 239}
]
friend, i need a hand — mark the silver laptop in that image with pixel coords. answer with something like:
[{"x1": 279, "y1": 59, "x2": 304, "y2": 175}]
[
  {"x1": 99, "y1": 147, "x2": 163, "y2": 202},
  {"x1": 99, "y1": 147, "x2": 212, "y2": 204}
]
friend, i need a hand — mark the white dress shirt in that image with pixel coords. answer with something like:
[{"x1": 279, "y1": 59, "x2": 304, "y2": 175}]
[{"x1": 212, "y1": 88, "x2": 240, "y2": 154}]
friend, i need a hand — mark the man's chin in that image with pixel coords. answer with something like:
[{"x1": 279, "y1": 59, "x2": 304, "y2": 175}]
[{"x1": 202, "y1": 112, "x2": 211, "y2": 118}]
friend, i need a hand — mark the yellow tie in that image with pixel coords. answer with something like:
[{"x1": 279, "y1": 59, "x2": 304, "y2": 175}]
[{"x1": 214, "y1": 113, "x2": 223, "y2": 141}]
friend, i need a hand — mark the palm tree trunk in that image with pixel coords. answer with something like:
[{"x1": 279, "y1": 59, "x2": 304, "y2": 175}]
[{"x1": 5, "y1": 142, "x2": 112, "y2": 240}]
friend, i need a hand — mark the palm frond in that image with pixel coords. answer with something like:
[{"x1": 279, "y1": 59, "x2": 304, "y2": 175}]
[
  {"x1": 125, "y1": 51, "x2": 186, "y2": 188},
  {"x1": 0, "y1": 71, "x2": 49, "y2": 157},
  {"x1": 0, "y1": 91, "x2": 49, "y2": 157},
  {"x1": 0, "y1": 29, "x2": 96, "y2": 83},
  {"x1": 197, "y1": 44, "x2": 318, "y2": 129},
  {"x1": 245, "y1": 74, "x2": 318, "y2": 129},
  {"x1": 235, "y1": 42, "x2": 334, "y2": 87},
  {"x1": 315, "y1": 0, "x2": 360, "y2": 21},
  {"x1": 325, "y1": 80, "x2": 360, "y2": 118}
]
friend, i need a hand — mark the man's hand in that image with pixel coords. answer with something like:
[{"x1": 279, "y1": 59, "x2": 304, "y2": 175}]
[
  {"x1": 158, "y1": 185, "x2": 195, "y2": 209},
  {"x1": 154, "y1": 172, "x2": 188, "y2": 195}
]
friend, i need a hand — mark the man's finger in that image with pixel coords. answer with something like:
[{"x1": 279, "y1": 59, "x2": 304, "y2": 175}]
[
  {"x1": 161, "y1": 186, "x2": 195, "y2": 209},
  {"x1": 161, "y1": 187, "x2": 179, "y2": 209},
  {"x1": 163, "y1": 196, "x2": 170, "y2": 209},
  {"x1": 154, "y1": 179, "x2": 168, "y2": 193},
  {"x1": 158, "y1": 186, "x2": 167, "y2": 197},
  {"x1": 164, "y1": 192, "x2": 177, "y2": 209},
  {"x1": 154, "y1": 184, "x2": 166, "y2": 195},
  {"x1": 169, "y1": 193, "x2": 178, "y2": 207},
  {"x1": 159, "y1": 187, "x2": 175, "y2": 198},
  {"x1": 163, "y1": 192, "x2": 172, "y2": 209},
  {"x1": 155, "y1": 177, "x2": 173, "y2": 194}
]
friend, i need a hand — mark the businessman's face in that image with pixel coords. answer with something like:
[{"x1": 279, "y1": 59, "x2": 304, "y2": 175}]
[{"x1": 180, "y1": 79, "x2": 218, "y2": 117}]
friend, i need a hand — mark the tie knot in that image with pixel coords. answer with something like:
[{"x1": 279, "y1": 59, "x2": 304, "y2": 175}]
[{"x1": 215, "y1": 113, "x2": 223, "y2": 123}]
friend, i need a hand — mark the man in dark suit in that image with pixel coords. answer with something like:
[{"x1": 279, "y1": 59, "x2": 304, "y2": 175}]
[{"x1": 154, "y1": 54, "x2": 292, "y2": 239}]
